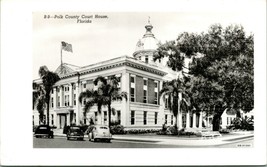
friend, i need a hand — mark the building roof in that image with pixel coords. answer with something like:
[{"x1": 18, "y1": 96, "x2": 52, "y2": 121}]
[
  {"x1": 54, "y1": 55, "x2": 167, "y2": 79},
  {"x1": 133, "y1": 22, "x2": 159, "y2": 57}
]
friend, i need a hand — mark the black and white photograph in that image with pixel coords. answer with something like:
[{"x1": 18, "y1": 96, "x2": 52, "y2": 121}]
[
  {"x1": 32, "y1": 12, "x2": 255, "y2": 149},
  {"x1": 1, "y1": 0, "x2": 266, "y2": 166}
]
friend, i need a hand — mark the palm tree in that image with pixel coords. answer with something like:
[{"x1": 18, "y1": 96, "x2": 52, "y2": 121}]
[
  {"x1": 38, "y1": 66, "x2": 60, "y2": 126},
  {"x1": 33, "y1": 82, "x2": 46, "y2": 124},
  {"x1": 160, "y1": 78, "x2": 189, "y2": 131},
  {"x1": 79, "y1": 76, "x2": 127, "y2": 127}
]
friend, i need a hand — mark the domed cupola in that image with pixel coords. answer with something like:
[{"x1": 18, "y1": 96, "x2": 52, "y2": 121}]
[{"x1": 133, "y1": 19, "x2": 159, "y2": 64}]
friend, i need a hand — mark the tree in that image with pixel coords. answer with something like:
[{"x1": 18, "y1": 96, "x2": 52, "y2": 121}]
[
  {"x1": 79, "y1": 76, "x2": 127, "y2": 128},
  {"x1": 160, "y1": 78, "x2": 189, "y2": 130},
  {"x1": 38, "y1": 66, "x2": 60, "y2": 126},
  {"x1": 183, "y1": 24, "x2": 254, "y2": 130},
  {"x1": 154, "y1": 24, "x2": 253, "y2": 131},
  {"x1": 153, "y1": 40, "x2": 191, "y2": 131},
  {"x1": 33, "y1": 82, "x2": 46, "y2": 124}
]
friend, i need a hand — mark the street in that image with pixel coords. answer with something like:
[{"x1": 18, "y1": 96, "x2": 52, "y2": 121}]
[
  {"x1": 33, "y1": 136, "x2": 180, "y2": 148},
  {"x1": 33, "y1": 136, "x2": 254, "y2": 148}
]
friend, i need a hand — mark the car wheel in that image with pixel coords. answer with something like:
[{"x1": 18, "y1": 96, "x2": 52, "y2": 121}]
[
  {"x1": 67, "y1": 136, "x2": 69, "y2": 140},
  {"x1": 107, "y1": 139, "x2": 111, "y2": 143}
]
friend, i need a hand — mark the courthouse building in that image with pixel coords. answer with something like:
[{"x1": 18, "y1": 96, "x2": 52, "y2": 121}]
[{"x1": 33, "y1": 22, "x2": 205, "y2": 130}]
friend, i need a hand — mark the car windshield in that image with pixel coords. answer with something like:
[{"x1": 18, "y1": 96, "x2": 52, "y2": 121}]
[
  {"x1": 70, "y1": 127, "x2": 80, "y2": 130},
  {"x1": 39, "y1": 127, "x2": 48, "y2": 129},
  {"x1": 99, "y1": 127, "x2": 108, "y2": 129}
]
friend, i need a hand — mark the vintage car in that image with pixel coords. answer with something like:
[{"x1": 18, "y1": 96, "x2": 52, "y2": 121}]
[
  {"x1": 34, "y1": 125, "x2": 54, "y2": 138},
  {"x1": 88, "y1": 125, "x2": 112, "y2": 142},
  {"x1": 67, "y1": 126, "x2": 84, "y2": 140}
]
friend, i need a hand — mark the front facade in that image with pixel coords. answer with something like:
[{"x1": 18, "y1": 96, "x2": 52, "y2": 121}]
[{"x1": 33, "y1": 21, "x2": 206, "y2": 130}]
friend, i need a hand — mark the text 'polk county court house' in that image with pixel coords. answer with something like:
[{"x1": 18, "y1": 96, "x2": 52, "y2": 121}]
[{"x1": 33, "y1": 21, "x2": 241, "y2": 131}]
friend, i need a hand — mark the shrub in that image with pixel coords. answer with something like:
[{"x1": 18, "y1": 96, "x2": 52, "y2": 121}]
[
  {"x1": 228, "y1": 117, "x2": 254, "y2": 131},
  {"x1": 125, "y1": 129, "x2": 160, "y2": 134},
  {"x1": 110, "y1": 125, "x2": 125, "y2": 134},
  {"x1": 33, "y1": 125, "x2": 39, "y2": 132},
  {"x1": 166, "y1": 126, "x2": 178, "y2": 135}
]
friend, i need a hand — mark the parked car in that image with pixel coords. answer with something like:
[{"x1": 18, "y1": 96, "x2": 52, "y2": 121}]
[
  {"x1": 67, "y1": 126, "x2": 84, "y2": 140},
  {"x1": 88, "y1": 125, "x2": 112, "y2": 142},
  {"x1": 34, "y1": 125, "x2": 54, "y2": 138}
]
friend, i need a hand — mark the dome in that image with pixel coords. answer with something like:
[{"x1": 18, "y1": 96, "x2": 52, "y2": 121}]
[{"x1": 133, "y1": 22, "x2": 159, "y2": 57}]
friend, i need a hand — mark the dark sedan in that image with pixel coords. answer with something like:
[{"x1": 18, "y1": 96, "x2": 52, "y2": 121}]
[
  {"x1": 34, "y1": 125, "x2": 54, "y2": 138},
  {"x1": 67, "y1": 126, "x2": 84, "y2": 140}
]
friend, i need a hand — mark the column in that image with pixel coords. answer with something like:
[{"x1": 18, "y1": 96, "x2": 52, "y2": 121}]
[
  {"x1": 75, "y1": 82, "x2": 81, "y2": 125},
  {"x1": 199, "y1": 111, "x2": 203, "y2": 129},
  {"x1": 69, "y1": 83, "x2": 73, "y2": 106},
  {"x1": 120, "y1": 71, "x2": 129, "y2": 126},
  {"x1": 59, "y1": 85, "x2": 63, "y2": 107},
  {"x1": 66, "y1": 113, "x2": 70, "y2": 126},
  {"x1": 57, "y1": 114, "x2": 60, "y2": 128},
  {"x1": 186, "y1": 111, "x2": 190, "y2": 128},
  {"x1": 207, "y1": 116, "x2": 210, "y2": 128},
  {"x1": 159, "y1": 81, "x2": 165, "y2": 126},
  {"x1": 53, "y1": 87, "x2": 57, "y2": 110},
  {"x1": 192, "y1": 112, "x2": 196, "y2": 128},
  {"x1": 177, "y1": 92, "x2": 183, "y2": 129}
]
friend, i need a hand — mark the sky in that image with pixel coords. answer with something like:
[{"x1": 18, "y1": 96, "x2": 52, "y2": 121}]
[{"x1": 33, "y1": 11, "x2": 256, "y2": 79}]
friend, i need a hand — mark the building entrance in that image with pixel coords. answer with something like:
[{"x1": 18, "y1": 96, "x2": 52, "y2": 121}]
[{"x1": 59, "y1": 114, "x2": 67, "y2": 129}]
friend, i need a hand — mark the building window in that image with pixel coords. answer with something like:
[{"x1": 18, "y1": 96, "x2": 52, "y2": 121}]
[
  {"x1": 64, "y1": 95, "x2": 69, "y2": 106},
  {"x1": 171, "y1": 115, "x2": 173, "y2": 125},
  {"x1": 73, "y1": 84, "x2": 76, "y2": 90},
  {"x1": 144, "y1": 79, "x2": 147, "y2": 86},
  {"x1": 144, "y1": 111, "x2": 147, "y2": 125},
  {"x1": 104, "y1": 111, "x2": 107, "y2": 124},
  {"x1": 51, "y1": 114, "x2": 54, "y2": 126},
  {"x1": 145, "y1": 55, "x2": 148, "y2": 63},
  {"x1": 130, "y1": 76, "x2": 135, "y2": 102},
  {"x1": 165, "y1": 96, "x2": 168, "y2": 108},
  {"x1": 130, "y1": 76, "x2": 135, "y2": 83},
  {"x1": 51, "y1": 89, "x2": 54, "y2": 94},
  {"x1": 95, "y1": 112, "x2": 98, "y2": 123},
  {"x1": 143, "y1": 90, "x2": 147, "y2": 103},
  {"x1": 57, "y1": 88, "x2": 60, "y2": 92},
  {"x1": 83, "y1": 84, "x2": 86, "y2": 89},
  {"x1": 130, "y1": 88, "x2": 135, "y2": 102},
  {"x1": 33, "y1": 115, "x2": 34, "y2": 126},
  {"x1": 131, "y1": 111, "x2": 135, "y2": 125},
  {"x1": 143, "y1": 78, "x2": 147, "y2": 103},
  {"x1": 154, "y1": 92, "x2": 158, "y2": 104},
  {"x1": 165, "y1": 114, "x2": 168, "y2": 124},
  {"x1": 155, "y1": 112, "x2": 158, "y2": 124},
  {"x1": 117, "y1": 110, "x2": 121, "y2": 124},
  {"x1": 154, "y1": 81, "x2": 158, "y2": 104},
  {"x1": 51, "y1": 97, "x2": 54, "y2": 108},
  {"x1": 73, "y1": 94, "x2": 76, "y2": 106},
  {"x1": 43, "y1": 115, "x2": 46, "y2": 124},
  {"x1": 58, "y1": 96, "x2": 60, "y2": 107},
  {"x1": 84, "y1": 118, "x2": 87, "y2": 125}
]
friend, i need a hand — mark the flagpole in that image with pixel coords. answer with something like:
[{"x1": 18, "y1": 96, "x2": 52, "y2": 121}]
[{"x1": 60, "y1": 42, "x2": 63, "y2": 73}]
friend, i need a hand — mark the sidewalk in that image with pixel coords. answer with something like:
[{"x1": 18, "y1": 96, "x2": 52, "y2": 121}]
[{"x1": 53, "y1": 129, "x2": 254, "y2": 146}]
